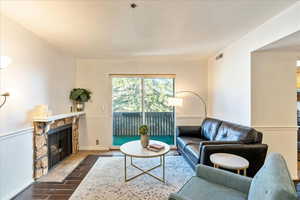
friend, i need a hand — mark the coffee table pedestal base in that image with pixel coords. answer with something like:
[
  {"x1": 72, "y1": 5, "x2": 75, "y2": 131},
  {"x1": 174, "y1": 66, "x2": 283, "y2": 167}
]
[{"x1": 124, "y1": 155, "x2": 166, "y2": 183}]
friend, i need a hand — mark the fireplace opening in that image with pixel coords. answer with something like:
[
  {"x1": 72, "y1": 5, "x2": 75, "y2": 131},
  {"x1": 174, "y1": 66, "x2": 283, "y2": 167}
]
[{"x1": 48, "y1": 124, "x2": 72, "y2": 169}]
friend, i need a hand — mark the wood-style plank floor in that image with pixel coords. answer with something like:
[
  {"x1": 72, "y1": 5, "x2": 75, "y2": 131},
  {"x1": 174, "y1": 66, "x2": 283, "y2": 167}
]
[
  {"x1": 12, "y1": 154, "x2": 300, "y2": 200},
  {"x1": 12, "y1": 155, "x2": 99, "y2": 200}
]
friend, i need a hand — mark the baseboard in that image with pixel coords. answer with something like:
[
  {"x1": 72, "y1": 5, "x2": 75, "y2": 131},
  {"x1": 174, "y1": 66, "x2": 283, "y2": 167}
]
[
  {"x1": 3, "y1": 179, "x2": 33, "y2": 200},
  {"x1": 79, "y1": 145, "x2": 110, "y2": 151},
  {"x1": 109, "y1": 146, "x2": 120, "y2": 150}
]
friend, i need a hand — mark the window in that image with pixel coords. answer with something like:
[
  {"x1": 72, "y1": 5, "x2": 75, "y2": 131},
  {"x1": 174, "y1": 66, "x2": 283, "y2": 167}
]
[{"x1": 111, "y1": 74, "x2": 175, "y2": 145}]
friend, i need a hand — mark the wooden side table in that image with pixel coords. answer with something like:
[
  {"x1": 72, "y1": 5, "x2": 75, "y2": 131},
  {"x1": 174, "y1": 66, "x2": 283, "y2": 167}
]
[{"x1": 210, "y1": 153, "x2": 249, "y2": 176}]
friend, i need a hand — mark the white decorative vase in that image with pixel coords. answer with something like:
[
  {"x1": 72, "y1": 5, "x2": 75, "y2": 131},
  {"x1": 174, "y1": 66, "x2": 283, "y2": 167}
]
[{"x1": 140, "y1": 134, "x2": 149, "y2": 148}]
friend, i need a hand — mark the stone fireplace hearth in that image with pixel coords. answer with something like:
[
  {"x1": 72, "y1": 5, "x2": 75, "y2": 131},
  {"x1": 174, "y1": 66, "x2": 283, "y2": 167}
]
[{"x1": 33, "y1": 112, "x2": 85, "y2": 179}]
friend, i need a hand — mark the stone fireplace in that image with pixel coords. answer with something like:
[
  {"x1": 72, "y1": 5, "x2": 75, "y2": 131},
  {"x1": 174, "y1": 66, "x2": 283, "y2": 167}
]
[{"x1": 33, "y1": 112, "x2": 84, "y2": 179}]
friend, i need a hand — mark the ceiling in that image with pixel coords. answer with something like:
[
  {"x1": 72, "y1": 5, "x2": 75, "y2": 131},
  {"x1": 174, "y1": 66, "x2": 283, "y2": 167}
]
[
  {"x1": 259, "y1": 30, "x2": 300, "y2": 52},
  {"x1": 0, "y1": 0, "x2": 298, "y2": 59}
]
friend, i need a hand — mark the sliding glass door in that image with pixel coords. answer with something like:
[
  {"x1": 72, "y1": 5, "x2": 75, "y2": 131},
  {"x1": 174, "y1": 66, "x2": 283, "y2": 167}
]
[
  {"x1": 112, "y1": 77, "x2": 143, "y2": 141},
  {"x1": 112, "y1": 76, "x2": 174, "y2": 146}
]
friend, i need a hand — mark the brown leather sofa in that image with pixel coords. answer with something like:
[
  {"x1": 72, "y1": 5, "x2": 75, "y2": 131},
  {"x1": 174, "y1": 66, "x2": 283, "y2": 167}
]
[{"x1": 176, "y1": 118, "x2": 268, "y2": 177}]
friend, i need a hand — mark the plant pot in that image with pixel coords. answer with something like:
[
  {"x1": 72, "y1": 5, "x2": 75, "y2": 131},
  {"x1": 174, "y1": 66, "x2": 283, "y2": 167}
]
[
  {"x1": 75, "y1": 102, "x2": 85, "y2": 112},
  {"x1": 140, "y1": 134, "x2": 149, "y2": 148}
]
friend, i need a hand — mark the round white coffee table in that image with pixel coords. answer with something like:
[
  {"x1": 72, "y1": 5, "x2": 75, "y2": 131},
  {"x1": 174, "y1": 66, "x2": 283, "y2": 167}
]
[
  {"x1": 120, "y1": 140, "x2": 170, "y2": 183},
  {"x1": 210, "y1": 153, "x2": 249, "y2": 176}
]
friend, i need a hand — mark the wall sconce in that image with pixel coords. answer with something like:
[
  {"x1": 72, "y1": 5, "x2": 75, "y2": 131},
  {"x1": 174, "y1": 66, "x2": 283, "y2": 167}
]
[
  {"x1": 0, "y1": 92, "x2": 10, "y2": 109},
  {"x1": 0, "y1": 56, "x2": 12, "y2": 109}
]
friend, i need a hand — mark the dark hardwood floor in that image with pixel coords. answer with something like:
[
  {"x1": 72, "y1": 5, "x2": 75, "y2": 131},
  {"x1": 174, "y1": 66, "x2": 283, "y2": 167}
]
[
  {"x1": 13, "y1": 155, "x2": 99, "y2": 200},
  {"x1": 12, "y1": 154, "x2": 300, "y2": 200}
]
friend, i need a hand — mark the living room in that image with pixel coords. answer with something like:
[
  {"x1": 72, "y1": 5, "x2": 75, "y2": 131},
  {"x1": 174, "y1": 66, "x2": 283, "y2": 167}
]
[{"x1": 1, "y1": 1, "x2": 300, "y2": 200}]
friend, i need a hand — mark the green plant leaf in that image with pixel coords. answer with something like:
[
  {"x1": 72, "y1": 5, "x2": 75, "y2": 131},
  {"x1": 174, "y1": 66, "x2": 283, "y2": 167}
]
[
  {"x1": 80, "y1": 93, "x2": 88, "y2": 102},
  {"x1": 70, "y1": 88, "x2": 92, "y2": 102},
  {"x1": 139, "y1": 125, "x2": 149, "y2": 135}
]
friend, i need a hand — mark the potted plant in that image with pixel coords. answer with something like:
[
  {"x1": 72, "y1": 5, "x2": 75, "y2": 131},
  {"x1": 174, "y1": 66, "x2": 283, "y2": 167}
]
[
  {"x1": 139, "y1": 125, "x2": 149, "y2": 148},
  {"x1": 69, "y1": 88, "x2": 92, "y2": 111}
]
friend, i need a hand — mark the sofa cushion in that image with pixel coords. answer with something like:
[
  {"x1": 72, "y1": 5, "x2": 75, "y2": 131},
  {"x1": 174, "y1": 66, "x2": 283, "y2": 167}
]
[
  {"x1": 177, "y1": 176, "x2": 247, "y2": 200},
  {"x1": 177, "y1": 136, "x2": 203, "y2": 146},
  {"x1": 177, "y1": 137, "x2": 203, "y2": 153},
  {"x1": 187, "y1": 144, "x2": 200, "y2": 154},
  {"x1": 184, "y1": 144, "x2": 200, "y2": 164},
  {"x1": 214, "y1": 121, "x2": 261, "y2": 144},
  {"x1": 201, "y1": 118, "x2": 222, "y2": 140},
  {"x1": 248, "y1": 153, "x2": 297, "y2": 200},
  {"x1": 176, "y1": 137, "x2": 203, "y2": 167}
]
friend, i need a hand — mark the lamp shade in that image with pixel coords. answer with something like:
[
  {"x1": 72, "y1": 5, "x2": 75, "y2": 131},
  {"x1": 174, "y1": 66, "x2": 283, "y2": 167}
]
[
  {"x1": 0, "y1": 56, "x2": 12, "y2": 69},
  {"x1": 167, "y1": 97, "x2": 183, "y2": 107},
  {"x1": 297, "y1": 60, "x2": 300, "y2": 67}
]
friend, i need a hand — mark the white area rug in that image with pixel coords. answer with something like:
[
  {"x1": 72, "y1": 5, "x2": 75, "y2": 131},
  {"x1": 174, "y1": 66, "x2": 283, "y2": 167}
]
[{"x1": 70, "y1": 156, "x2": 194, "y2": 200}]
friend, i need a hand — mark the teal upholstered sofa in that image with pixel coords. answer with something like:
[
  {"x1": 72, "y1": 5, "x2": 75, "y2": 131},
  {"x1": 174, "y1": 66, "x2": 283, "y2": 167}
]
[{"x1": 169, "y1": 153, "x2": 297, "y2": 200}]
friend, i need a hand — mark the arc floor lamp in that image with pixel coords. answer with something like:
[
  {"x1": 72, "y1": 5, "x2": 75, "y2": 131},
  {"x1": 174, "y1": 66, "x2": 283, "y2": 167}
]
[{"x1": 168, "y1": 90, "x2": 207, "y2": 118}]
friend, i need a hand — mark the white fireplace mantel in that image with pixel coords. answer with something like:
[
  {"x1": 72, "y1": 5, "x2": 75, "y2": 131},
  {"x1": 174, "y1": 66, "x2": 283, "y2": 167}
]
[{"x1": 33, "y1": 111, "x2": 85, "y2": 122}]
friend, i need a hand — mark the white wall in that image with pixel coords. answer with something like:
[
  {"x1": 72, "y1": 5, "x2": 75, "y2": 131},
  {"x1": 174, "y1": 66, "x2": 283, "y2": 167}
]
[
  {"x1": 0, "y1": 14, "x2": 76, "y2": 199},
  {"x1": 208, "y1": 2, "x2": 300, "y2": 126},
  {"x1": 76, "y1": 58, "x2": 207, "y2": 149},
  {"x1": 208, "y1": 2, "x2": 300, "y2": 178},
  {"x1": 0, "y1": 14, "x2": 76, "y2": 134},
  {"x1": 251, "y1": 51, "x2": 298, "y2": 179},
  {"x1": 251, "y1": 51, "x2": 298, "y2": 127},
  {"x1": 208, "y1": 48, "x2": 251, "y2": 125}
]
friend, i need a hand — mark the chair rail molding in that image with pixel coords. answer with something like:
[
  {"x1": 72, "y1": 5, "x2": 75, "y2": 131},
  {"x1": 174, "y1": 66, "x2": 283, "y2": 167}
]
[
  {"x1": 252, "y1": 126, "x2": 297, "y2": 134},
  {"x1": 0, "y1": 127, "x2": 33, "y2": 141},
  {"x1": 176, "y1": 115, "x2": 204, "y2": 126}
]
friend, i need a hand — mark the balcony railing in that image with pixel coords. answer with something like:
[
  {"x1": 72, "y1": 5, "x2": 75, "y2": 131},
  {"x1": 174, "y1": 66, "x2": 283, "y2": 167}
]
[{"x1": 113, "y1": 112, "x2": 174, "y2": 137}]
